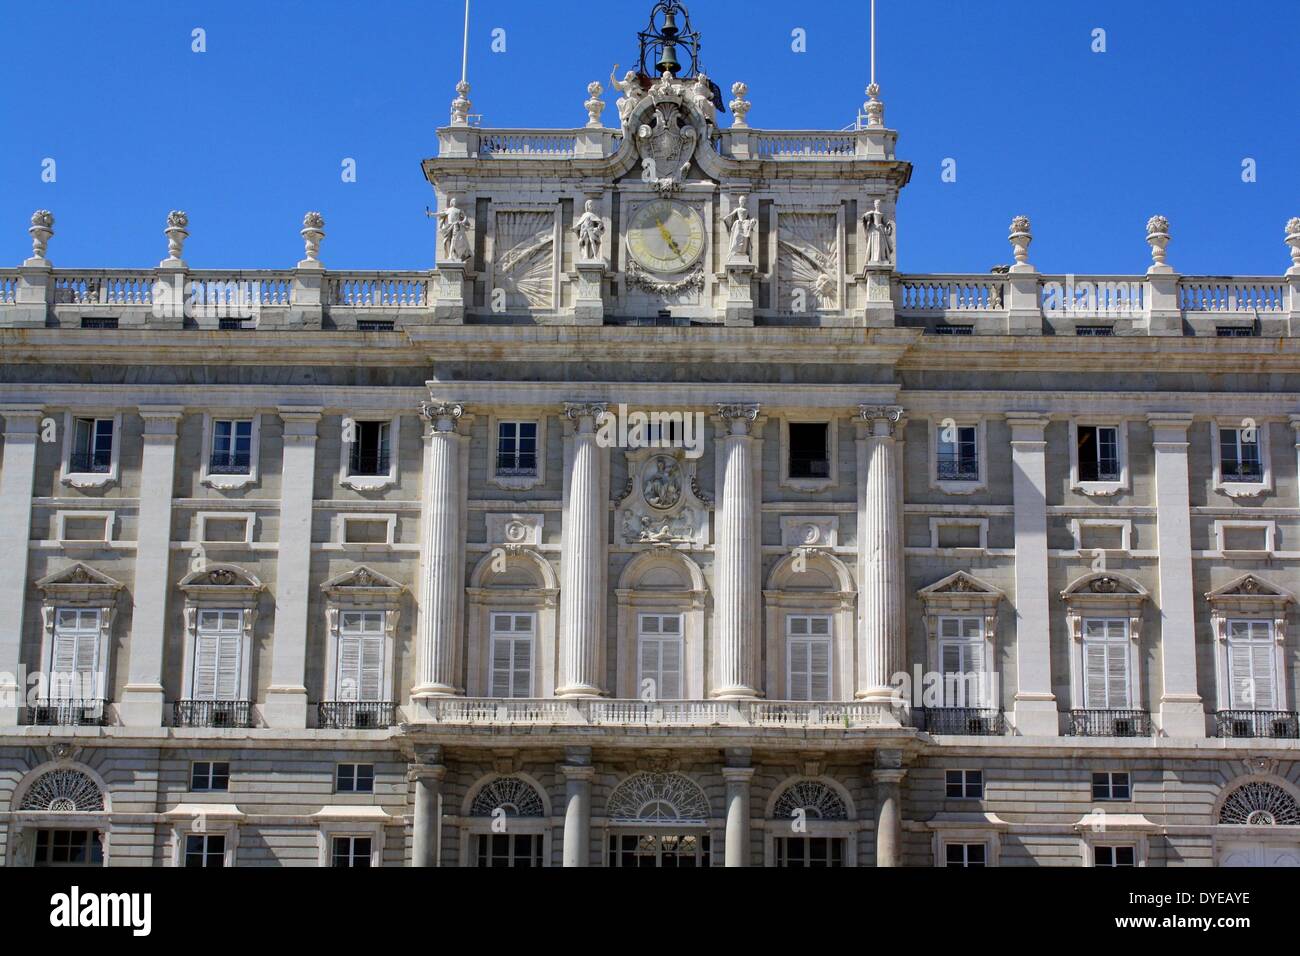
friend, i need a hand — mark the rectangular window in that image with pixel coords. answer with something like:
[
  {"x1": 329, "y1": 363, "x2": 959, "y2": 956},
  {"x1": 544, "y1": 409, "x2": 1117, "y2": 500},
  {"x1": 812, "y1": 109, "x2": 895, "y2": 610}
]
[
  {"x1": 788, "y1": 422, "x2": 830, "y2": 479},
  {"x1": 1075, "y1": 325, "x2": 1114, "y2": 337},
  {"x1": 944, "y1": 842, "x2": 986, "y2": 867},
  {"x1": 337, "y1": 610, "x2": 385, "y2": 702},
  {"x1": 1216, "y1": 326, "x2": 1255, "y2": 337},
  {"x1": 349, "y1": 421, "x2": 391, "y2": 476},
  {"x1": 1092, "y1": 771, "x2": 1131, "y2": 801},
  {"x1": 945, "y1": 769, "x2": 983, "y2": 800},
  {"x1": 337, "y1": 763, "x2": 375, "y2": 794},
  {"x1": 638, "y1": 613, "x2": 683, "y2": 700},
  {"x1": 210, "y1": 420, "x2": 253, "y2": 474},
  {"x1": 1219, "y1": 427, "x2": 1263, "y2": 482},
  {"x1": 933, "y1": 325, "x2": 973, "y2": 336},
  {"x1": 489, "y1": 612, "x2": 535, "y2": 698},
  {"x1": 80, "y1": 317, "x2": 118, "y2": 330},
  {"x1": 1227, "y1": 620, "x2": 1276, "y2": 710},
  {"x1": 357, "y1": 320, "x2": 395, "y2": 332},
  {"x1": 1082, "y1": 618, "x2": 1131, "y2": 710},
  {"x1": 476, "y1": 833, "x2": 543, "y2": 867},
  {"x1": 331, "y1": 836, "x2": 372, "y2": 868},
  {"x1": 1077, "y1": 425, "x2": 1120, "y2": 482},
  {"x1": 936, "y1": 424, "x2": 979, "y2": 481},
  {"x1": 48, "y1": 608, "x2": 100, "y2": 700},
  {"x1": 606, "y1": 833, "x2": 710, "y2": 867},
  {"x1": 191, "y1": 761, "x2": 231, "y2": 792},
  {"x1": 34, "y1": 829, "x2": 103, "y2": 867},
  {"x1": 496, "y1": 421, "x2": 538, "y2": 476},
  {"x1": 1093, "y1": 845, "x2": 1136, "y2": 868},
  {"x1": 938, "y1": 616, "x2": 985, "y2": 707},
  {"x1": 184, "y1": 834, "x2": 226, "y2": 867},
  {"x1": 192, "y1": 609, "x2": 243, "y2": 701},
  {"x1": 786, "y1": 614, "x2": 832, "y2": 701},
  {"x1": 70, "y1": 417, "x2": 114, "y2": 473},
  {"x1": 774, "y1": 837, "x2": 845, "y2": 868}
]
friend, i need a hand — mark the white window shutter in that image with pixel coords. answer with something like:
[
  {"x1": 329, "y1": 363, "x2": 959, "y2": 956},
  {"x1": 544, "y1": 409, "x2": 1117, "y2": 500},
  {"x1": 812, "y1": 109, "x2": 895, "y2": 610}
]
[
  {"x1": 1084, "y1": 642, "x2": 1108, "y2": 709},
  {"x1": 1106, "y1": 644, "x2": 1130, "y2": 709},
  {"x1": 490, "y1": 640, "x2": 513, "y2": 697},
  {"x1": 789, "y1": 641, "x2": 810, "y2": 700},
  {"x1": 809, "y1": 641, "x2": 831, "y2": 701},
  {"x1": 659, "y1": 638, "x2": 682, "y2": 699},
  {"x1": 215, "y1": 628, "x2": 242, "y2": 699},
  {"x1": 1251, "y1": 644, "x2": 1276, "y2": 709},
  {"x1": 337, "y1": 634, "x2": 362, "y2": 700},
  {"x1": 512, "y1": 633, "x2": 532, "y2": 698}
]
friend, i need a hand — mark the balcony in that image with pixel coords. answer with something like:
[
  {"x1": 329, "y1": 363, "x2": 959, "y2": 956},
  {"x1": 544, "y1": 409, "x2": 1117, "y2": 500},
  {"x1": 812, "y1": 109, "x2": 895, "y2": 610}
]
[
  {"x1": 1215, "y1": 710, "x2": 1300, "y2": 739},
  {"x1": 173, "y1": 699, "x2": 253, "y2": 729},
  {"x1": 913, "y1": 707, "x2": 1005, "y2": 736},
  {"x1": 1068, "y1": 709, "x2": 1151, "y2": 737},
  {"x1": 208, "y1": 450, "x2": 252, "y2": 475},
  {"x1": 69, "y1": 449, "x2": 112, "y2": 473},
  {"x1": 26, "y1": 699, "x2": 105, "y2": 727},
  {"x1": 936, "y1": 452, "x2": 980, "y2": 481},
  {"x1": 318, "y1": 700, "x2": 395, "y2": 730},
  {"x1": 416, "y1": 698, "x2": 899, "y2": 730}
]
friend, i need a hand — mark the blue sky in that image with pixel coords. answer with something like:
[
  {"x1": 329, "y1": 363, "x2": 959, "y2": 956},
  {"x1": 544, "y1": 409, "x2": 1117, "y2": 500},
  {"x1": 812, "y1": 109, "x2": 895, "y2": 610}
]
[{"x1": 1, "y1": 0, "x2": 1296, "y2": 275}]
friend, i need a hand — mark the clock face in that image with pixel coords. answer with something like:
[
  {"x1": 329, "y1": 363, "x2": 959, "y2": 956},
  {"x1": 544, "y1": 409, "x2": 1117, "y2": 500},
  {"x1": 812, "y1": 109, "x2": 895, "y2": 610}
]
[{"x1": 626, "y1": 199, "x2": 706, "y2": 273}]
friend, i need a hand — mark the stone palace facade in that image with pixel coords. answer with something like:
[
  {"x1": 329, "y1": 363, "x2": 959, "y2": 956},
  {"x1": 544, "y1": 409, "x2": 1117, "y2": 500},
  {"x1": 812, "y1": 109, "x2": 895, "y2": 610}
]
[{"x1": 4, "y1": 2, "x2": 1300, "y2": 868}]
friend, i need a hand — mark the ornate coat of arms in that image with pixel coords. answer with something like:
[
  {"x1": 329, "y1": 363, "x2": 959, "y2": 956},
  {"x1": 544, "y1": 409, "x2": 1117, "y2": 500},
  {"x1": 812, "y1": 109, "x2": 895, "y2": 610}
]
[
  {"x1": 617, "y1": 449, "x2": 710, "y2": 546},
  {"x1": 635, "y1": 103, "x2": 698, "y2": 193}
]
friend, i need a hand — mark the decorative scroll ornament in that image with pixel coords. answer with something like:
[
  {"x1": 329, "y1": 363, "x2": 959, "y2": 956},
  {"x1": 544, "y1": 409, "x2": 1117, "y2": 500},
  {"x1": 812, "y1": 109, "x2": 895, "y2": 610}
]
[
  {"x1": 470, "y1": 776, "x2": 545, "y2": 817},
  {"x1": 626, "y1": 259, "x2": 703, "y2": 295},
  {"x1": 420, "y1": 402, "x2": 465, "y2": 430},
  {"x1": 635, "y1": 102, "x2": 698, "y2": 193},
  {"x1": 716, "y1": 403, "x2": 760, "y2": 423},
  {"x1": 858, "y1": 404, "x2": 904, "y2": 432},
  {"x1": 1218, "y1": 781, "x2": 1300, "y2": 826},
  {"x1": 606, "y1": 772, "x2": 710, "y2": 823},
  {"x1": 773, "y1": 781, "x2": 849, "y2": 821},
  {"x1": 20, "y1": 769, "x2": 105, "y2": 812},
  {"x1": 564, "y1": 401, "x2": 609, "y2": 424}
]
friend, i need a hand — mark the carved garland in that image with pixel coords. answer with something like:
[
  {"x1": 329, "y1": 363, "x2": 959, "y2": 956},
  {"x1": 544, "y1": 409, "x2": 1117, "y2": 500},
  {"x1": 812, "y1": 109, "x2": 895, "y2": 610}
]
[{"x1": 626, "y1": 260, "x2": 704, "y2": 295}]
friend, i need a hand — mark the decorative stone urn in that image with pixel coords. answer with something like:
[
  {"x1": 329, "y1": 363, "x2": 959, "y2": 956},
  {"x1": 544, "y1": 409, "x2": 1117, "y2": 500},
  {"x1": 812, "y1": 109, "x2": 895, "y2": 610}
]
[
  {"x1": 163, "y1": 210, "x2": 189, "y2": 263},
  {"x1": 1286, "y1": 217, "x2": 1300, "y2": 272},
  {"x1": 301, "y1": 211, "x2": 325, "y2": 263},
  {"x1": 1008, "y1": 215, "x2": 1032, "y2": 267},
  {"x1": 729, "y1": 82, "x2": 751, "y2": 128},
  {"x1": 1146, "y1": 215, "x2": 1171, "y2": 270},
  {"x1": 28, "y1": 210, "x2": 54, "y2": 260}
]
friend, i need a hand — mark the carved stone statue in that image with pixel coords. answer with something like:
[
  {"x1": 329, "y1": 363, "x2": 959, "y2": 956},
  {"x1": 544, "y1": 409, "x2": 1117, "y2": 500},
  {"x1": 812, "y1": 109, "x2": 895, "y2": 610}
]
[
  {"x1": 432, "y1": 198, "x2": 472, "y2": 262},
  {"x1": 690, "y1": 72, "x2": 716, "y2": 125},
  {"x1": 573, "y1": 200, "x2": 605, "y2": 261},
  {"x1": 863, "y1": 199, "x2": 895, "y2": 266},
  {"x1": 723, "y1": 196, "x2": 757, "y2": 261},
  {"x1": 642, "y1": 456, "x2": 683, "y2": 510},
  {"x1": 609, "y1": 65, "x2": 644, "y2": 126}
]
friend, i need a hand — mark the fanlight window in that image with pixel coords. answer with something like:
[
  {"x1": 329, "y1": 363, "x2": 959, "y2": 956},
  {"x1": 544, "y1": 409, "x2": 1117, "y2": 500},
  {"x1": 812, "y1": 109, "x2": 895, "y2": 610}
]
[
  {"x1": 469, "y1": 776, "x2": 545, "y2": 818},
  {"x1": 607, "y1": 772, "x2": 710, "y2": 824},
  {"x1": 20, "y1": 769, "x2": 105, "y2": 813},
  {"x1": 1218, "y1": 782, "x2": 1300, "y2": 826},
  {"x1": 772, "y1": 780, "x2": 848, "y2": 821}
]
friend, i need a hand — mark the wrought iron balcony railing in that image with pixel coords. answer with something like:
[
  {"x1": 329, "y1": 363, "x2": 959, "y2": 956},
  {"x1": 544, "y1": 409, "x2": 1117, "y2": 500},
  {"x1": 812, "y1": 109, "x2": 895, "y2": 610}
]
[
  {"x1": 318, "y1": 700, "x2": 395, "y2": 730},
  {"x1": 27, "y1": 699, "x2": 105, "y2": 726},
  {"x1": 69, "y1": 449, "x2": 112, "y2": 473},
  {"x1": 173, "y1": 699, "x2": 253, "y2": 729},
  {"x1": 348, "y1": 448, "x2": 391, "y2": 477},
  {"x1": 1068, "y1": 709, "x2": 1151, "y2": 737},
  {"x1": 914, "y1": 707, "x2": 1005, "y2": 736},
  {"x1": 1215, "y1": 709, "x2": 1300, "y2": 739},
  {"x1": 1221, "y1": 460, "x2": 1263, "y2": 482},
  {"x1": 936, "y1": 452, "x2": 980, "y2": 481},
  {"x1": 208, "y1": 450, "x2": 252, "y2": 474}
]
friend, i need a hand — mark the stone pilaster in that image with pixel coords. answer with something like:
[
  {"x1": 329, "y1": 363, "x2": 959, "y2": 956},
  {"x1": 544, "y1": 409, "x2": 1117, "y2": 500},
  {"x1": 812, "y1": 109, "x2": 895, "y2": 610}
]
[
  {"x1": 856, "y1": 405, "x2": 905, "y2": 706},
  {"x1": 263, "y1": 408, "x2": 322, "y2": 728},
  {"x1": 1007, "y1": 413, "x2": 1058, "y2": 735},
  {"x1": 409, "y1": 753, "x2": 446, "y2": 867},
  {"x1": 557, "y1": 403, "x2": 609, "y2": 698},
  {"x1": 1149, "y1": 414, "x2": 1205, "y2": 737},
  {"x1": 413, "y1": 402, "x2": 467, "y2": 700},
  {"x1": 120, "y1": 407, "x2": 184, "y2": 727},
  {"x1": 712, "y1": 403, "x2": 762, "y2": 699},
  {"x1": 0, "y1": 406, "x2": 43, "y2": 724},
  {"x1": 722, "y1": 750, "x2": 754, "y2": 867},
  {"x1": 561, "y1": 749, "x2": 595, "y2": 868},
  {"x1": 872, "y1": 750, "x2": 906, "y2": 867}
]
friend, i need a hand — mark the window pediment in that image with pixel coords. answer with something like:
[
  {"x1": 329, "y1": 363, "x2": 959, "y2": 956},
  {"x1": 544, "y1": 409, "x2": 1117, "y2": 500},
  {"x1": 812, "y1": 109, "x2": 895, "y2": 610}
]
[
  {"x1": 36, "y1": 562, "x2": 124, "y2": 603},
  {"x1": 178, "y1": 563, "x2": 264, "y2": 600},
  {"x1": 918, "y1": 571, "x2": 1005, "y2": 612},
  {"x1": 1206, "y1": 574, "x2": 1295, "y2": 609},
  {"x1": 321, "y1": 565, "x2": 405, "y2": 605}
]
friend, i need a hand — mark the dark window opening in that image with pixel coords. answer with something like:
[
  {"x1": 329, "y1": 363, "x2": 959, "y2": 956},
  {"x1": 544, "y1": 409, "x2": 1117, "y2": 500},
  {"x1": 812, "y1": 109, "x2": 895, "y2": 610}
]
[
  {"x1": 788, "y1": 422, "x2": 830, "y2": 479},
  {"x1": 1077, "y1": 425, "x2": 1120, "y2": 482},
  {"x1": 349, "y1": 422, "x2": 391, "y2": 476}
]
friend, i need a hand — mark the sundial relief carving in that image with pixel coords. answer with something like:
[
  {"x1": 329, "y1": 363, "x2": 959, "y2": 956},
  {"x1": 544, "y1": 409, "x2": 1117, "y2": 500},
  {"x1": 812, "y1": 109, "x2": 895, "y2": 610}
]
[
  {"x1": 778, "y1": 212, "x2": 840, "y2": 311},
  {"x1": 494, "y1": 210, "x2": 555, "y2": 310},
  {"x1": 617, "y1": 448, "x2": 710, "y2": 547}
]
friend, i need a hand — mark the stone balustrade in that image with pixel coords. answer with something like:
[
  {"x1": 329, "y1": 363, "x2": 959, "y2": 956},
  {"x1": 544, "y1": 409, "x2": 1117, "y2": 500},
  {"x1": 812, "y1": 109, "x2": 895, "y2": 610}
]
[{"x1": 416, "y1": 697, "x2": 898, "y2": 729}]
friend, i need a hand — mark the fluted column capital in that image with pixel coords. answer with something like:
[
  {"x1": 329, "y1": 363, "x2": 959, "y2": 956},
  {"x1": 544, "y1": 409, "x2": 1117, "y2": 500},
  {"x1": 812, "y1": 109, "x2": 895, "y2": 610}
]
[
  {"x1": 858, "y1": 404, "x2": 904, "y2": 435},
  {"x1": 715, "y1": 403, "x2": 761, "y2": 435},
  {"x1": 420, "y1": 401, "x2": 465, "y2": 432},
  {"x1": 563, "y1": 401, "x2": 609, "y2": 429}
]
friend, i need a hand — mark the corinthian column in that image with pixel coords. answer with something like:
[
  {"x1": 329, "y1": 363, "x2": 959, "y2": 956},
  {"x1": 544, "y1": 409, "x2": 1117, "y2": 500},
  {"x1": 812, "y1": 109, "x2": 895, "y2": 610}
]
[
  {"x1": 557, "y1": 403, "x2": 609, "y2": 698},
  {"x1": 413, "y1": 402, "x2": 466, "y2": 699},
  {"x1": 856, "y1": 405, "x2": 905, "y2": 703},
  {"x1": 712, "y1": 403, "x2": 761, "y2": 699}
]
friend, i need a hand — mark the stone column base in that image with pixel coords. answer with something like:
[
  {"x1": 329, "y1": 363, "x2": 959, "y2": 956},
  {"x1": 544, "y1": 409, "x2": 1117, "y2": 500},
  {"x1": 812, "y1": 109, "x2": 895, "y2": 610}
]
[
  {"x1": 1159, "y1": 698, "x2": 1207, "y2": 738},
  {"x1": 262, "y1": 685, "x2": 309, "y2": 728},
  {"x1": 1012, "y1": 697, "x2": 1060, "y2": 736}
]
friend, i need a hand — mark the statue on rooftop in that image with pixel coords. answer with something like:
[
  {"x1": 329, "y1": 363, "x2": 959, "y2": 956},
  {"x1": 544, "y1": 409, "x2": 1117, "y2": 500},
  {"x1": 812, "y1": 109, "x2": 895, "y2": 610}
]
[
  {"x1": 863, "y1": 199, "x2": 895, "y2": 267},
  {"x1": 432, "y1": 198, "x2": 472, "y2": 262},
  {"x1": 723, "y1": 195, "x2": 757, "y2": 261},
  {"x1": 609, "y1": 65, "x2": 645, "y2": 126},
  {"x1": 573, "y1": 200, "x2": 605, "y2": 261}
]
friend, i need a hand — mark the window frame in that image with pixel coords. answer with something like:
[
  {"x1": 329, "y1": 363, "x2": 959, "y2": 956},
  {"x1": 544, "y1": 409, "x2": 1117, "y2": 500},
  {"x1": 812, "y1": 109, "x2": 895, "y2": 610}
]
[
  {"x1": 1091, "y1": 771, "x2": 1132, "y2": 802},
  {"x1": 1080, "y1": 617, "x2": 1134, "y2": 711},
  {"x1": 190, "y1": 760, "x2": 231, "y2": 792},
  {"x1": 1211, "y1": 419, "x2": 1272, "y2": 499},
  {"x1": 321, "y1": 566, "x2": 402, "y2": 706},
  {"x1": 487, "y1": 413, "x2": 547, "y2": 491},
  {"x1": 784, "y1": 613, "x2": 833, "y2": 702},
  {"x1": 945, "y1": 769, "x2": 984, "y2": 800},
  {"x1": 1207, "y1": 575, "x2": 1293, "y2": 714},
  {"x1": 335, "y1": 763, "x2": 376, "y2": 794},
  {"x1": 339, "y1": 414, "x2": 401, "y2": 492},
  {"x1": 59, "y1": 412, "x2": 122, "y2": 490},
  {"x1": 1069, "y1": 420, "x2": 1129, "y2": 496},
  {"x1": 488, "y1": 610, "x2": 537, "y2": 699},
  {"x1": 637, "y1": 611, "x2": 685, "y2": 701},
  {"x1": 930, "y1": 418, "x2": 987, "y2": 494},
  {"x1": 779, "y1": 416, "x2": 838, "y2": 492},
  {"x1": 34, "y1": 565, "x2": 123, "y2": 711},
  {"x1": 200, "y1": 413, "x2": 262, "y2": 491},
  {"x1": 1214, "y1": 519, "x2": 1275, "y2": 557}
]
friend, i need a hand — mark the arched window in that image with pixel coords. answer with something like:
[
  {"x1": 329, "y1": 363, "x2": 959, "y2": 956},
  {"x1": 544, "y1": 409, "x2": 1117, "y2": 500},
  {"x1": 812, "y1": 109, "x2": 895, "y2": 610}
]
[
  {"x1": 607, "y1": 772, "x2": 710, "y2": 823},
  {"x1": 764, "y1": 777, "x2": 856, "y2": 867},
  {"x1": 615, "y1": 552, "x2": 707, "y2": 700},
  {"x1": 460, "y1": 774, "x2": 551, "y2": 867},
  {"x1": 1218, "y1": 781, "x2": 1300, "y2": 826},
  {"x1": 772, "y1": 780, "x2": 849, "y2": 821},
  {"x1": 605, "y1": 772, "x2": 714, "y2": 867},
  {"x1": 466, "y1": 547, "x2": 558, "y2": 698},
  {"x1": 20, "y1": 768, "x2": 105, "y2": 812},
  {"x1": 469, "y1": 776, "x2": 546, "y2": 817},
  {"x1": 764, "y1": 551, "x2": 855, "y2": 701}
]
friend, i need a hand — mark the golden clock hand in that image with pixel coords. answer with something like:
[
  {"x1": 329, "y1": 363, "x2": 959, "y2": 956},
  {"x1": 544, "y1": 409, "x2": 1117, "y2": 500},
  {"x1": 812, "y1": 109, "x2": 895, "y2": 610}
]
[{"x1": 655, "y1": 217, "x2": 685, "y2": 260}]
